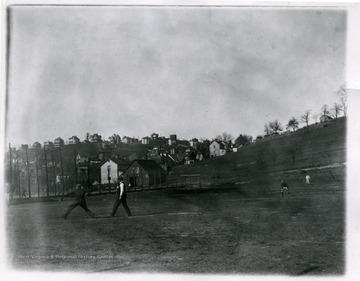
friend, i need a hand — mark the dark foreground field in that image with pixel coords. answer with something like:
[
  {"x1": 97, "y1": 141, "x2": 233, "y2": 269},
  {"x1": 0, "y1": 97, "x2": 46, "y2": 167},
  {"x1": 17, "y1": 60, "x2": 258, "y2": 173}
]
[{"x1": 6, "y1": 181, "x2": 344, "y2": 275}]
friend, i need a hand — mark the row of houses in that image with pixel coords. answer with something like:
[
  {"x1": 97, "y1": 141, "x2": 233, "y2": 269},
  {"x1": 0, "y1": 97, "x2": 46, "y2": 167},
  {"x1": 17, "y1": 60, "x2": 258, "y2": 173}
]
[
  {"x1": 77, "y1": 157, "x2": 166, "y2": 190},
  {"x1": 75, "y1": 138, "x2": 234, "y2": 189},
  {"x1": 23, "y1": 133, "x2": 200, "y2": 150}
]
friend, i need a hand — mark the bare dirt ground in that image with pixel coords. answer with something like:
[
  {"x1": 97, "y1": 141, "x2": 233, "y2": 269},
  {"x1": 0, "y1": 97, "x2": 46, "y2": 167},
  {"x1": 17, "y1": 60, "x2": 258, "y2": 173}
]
[{"x1": 5, "y1": 181, "x2": 344, "y2": 275}]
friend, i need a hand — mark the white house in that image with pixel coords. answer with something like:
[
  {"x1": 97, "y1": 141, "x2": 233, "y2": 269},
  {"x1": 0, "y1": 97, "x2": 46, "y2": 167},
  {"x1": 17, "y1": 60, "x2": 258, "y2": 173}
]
[
  {"x1": 209, "y1": 140, "x2": 230, "y2": 158},
  {"x1": 320, "y1": 115, "x2": 333, "y2": 123},
  {"x1": 99, "y1": 159, "x2": 119, "y2": 184},
  {"x1": 142, "y1": 136, "x2": 150, "y2": 145},
  {"x1": 190, "y1": 138, "x2": 199, "y2": 148}
]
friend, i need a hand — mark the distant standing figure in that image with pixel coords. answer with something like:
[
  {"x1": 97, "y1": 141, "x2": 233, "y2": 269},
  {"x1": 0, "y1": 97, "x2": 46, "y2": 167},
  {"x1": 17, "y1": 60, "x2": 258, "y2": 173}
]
[
  {"x1": 110, "y1": 177, "x2": 132, "y2": 217},
  {"x1": 281, "y1": 180, "x2": 291, "y2": 197},
  {"x1": 305, "y1": 175, "x2": 311, "y2": 184},
  {"x1": 62, "y1": 184, "x2": 95, "y2": 219},
  {"x1": 5, "y1": 183, "x2": 11, "y2": 206}
]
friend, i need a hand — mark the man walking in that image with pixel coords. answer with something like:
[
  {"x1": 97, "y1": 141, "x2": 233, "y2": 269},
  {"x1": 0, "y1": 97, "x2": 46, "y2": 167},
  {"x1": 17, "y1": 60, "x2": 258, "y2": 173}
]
[
  {"x1": 305, "y1": 174, "x2": 311, "y2": 184},
  {"x1": 281, "y1": 180, "x2": 291, "y2": 197},
  {"x1": 62, "y1": 184, "x2": 95, "y2": 219},
  {"x1": 110, "y1": 176, "x2": 132, "y2": 217}
]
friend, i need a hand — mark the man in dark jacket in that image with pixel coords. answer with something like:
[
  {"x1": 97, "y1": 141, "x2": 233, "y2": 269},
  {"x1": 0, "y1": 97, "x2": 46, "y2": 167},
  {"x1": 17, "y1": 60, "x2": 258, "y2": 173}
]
[
  {"x1": 62, "y1": 184, "x2": 95, "y2": 219},
  {"x1": 110, "y1": 176, "x2": 132, "y2": 217},
  {"x1": 281, "y1": 180, "x2": 291, "y2": 197}
]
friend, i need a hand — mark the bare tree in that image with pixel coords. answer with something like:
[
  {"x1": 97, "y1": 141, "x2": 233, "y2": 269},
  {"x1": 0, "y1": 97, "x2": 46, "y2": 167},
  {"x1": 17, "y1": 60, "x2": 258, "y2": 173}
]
[
  {"x1": 286, "y1": 117, "x2": 299, "y2": 132},
  {"x1": 321, "y1": 104, "x2": 330, "y2": 119},
  {"x1": 264, "y1": 123, "x2": 272, "y2": 135},
  {"x1": 301, "y1": 110, "x2": 311, "y2": 127},
  {"x1": 269, "y1": 120, "x2": 283, "y2": 134},
  {"x1": 340, "y1": 96, "x2": 347, "y2": 117},
  {"x1": 312, "y1": 113, "x2": 319, "y2": 124},
  {"x1": 85, "y1": 132, "x2": 91, "y2": 142},
  {"x1": 335, "y1": 84, "x2": 347, "y2": 117},
  {"x1": 332, "y1": 102, "x2": 342, "y2": 119}
]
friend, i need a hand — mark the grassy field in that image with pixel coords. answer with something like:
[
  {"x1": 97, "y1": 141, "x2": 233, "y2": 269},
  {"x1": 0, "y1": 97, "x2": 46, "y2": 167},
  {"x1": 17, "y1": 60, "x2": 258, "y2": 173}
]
[{"x1": 6, "y1": 178, "x2": 344, "y2": 275}]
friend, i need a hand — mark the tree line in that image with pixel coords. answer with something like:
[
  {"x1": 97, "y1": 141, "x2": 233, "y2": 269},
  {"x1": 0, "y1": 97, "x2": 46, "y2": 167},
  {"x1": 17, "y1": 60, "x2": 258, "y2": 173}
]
[{"x1": 214, "y1": 85, "x2": 347, "y2": 147}]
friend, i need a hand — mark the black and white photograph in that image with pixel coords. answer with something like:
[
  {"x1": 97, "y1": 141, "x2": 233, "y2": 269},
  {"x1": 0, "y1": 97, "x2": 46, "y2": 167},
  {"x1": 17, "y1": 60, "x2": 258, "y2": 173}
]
[{"x1": 1, "y1": 0, "x2": 360, "y2": 280}]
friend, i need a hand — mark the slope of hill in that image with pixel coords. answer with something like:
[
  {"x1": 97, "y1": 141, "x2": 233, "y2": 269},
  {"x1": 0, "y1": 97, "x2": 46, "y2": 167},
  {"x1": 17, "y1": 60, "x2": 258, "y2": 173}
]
[{"x1": 170, "y1": 118, "x2": 346, "y2": 194}]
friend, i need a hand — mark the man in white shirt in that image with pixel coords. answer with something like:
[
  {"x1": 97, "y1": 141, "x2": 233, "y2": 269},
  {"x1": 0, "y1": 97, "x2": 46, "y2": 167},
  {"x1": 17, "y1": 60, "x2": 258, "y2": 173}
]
[{"x1": 110, "y1": 176, "x2": 132, "y2": 217}]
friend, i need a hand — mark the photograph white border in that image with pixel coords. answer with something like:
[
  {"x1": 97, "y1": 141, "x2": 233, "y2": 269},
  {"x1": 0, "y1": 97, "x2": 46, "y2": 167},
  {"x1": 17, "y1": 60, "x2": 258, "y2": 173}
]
[{"x1": 1, "y1": 1, "x2": 359, "y2": 281}]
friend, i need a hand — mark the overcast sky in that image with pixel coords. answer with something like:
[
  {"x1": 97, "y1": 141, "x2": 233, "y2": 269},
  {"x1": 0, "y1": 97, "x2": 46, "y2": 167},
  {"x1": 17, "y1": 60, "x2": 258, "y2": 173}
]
[{"x1": 6, "y1": 6, "x2": 346, "y2": 146}]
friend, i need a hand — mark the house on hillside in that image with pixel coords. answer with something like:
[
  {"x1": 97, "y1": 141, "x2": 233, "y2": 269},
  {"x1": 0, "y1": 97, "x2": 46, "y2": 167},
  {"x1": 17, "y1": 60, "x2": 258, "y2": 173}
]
[
  {"x1": 168, "y1": 134, "x2": 177, "y2": 145},
  {"x1": 209, "y1": 140, "x2": 230, "y2": 158},
  {"x1": 122, "y1": 160, "x2": 166, "y2": 188},
  {"x1": 54, "y1": 137, "x2": 64, "y2": 147},
  {"x1": 68, "y1": 136, "x2": 80, "y2": 145},
  {"x1": 142, "y1": 136, "x2": 150, "y2": 145},
  {"x1": 102, "y1": 140, "x2": 111, "y2": 149},
  {"x1": 32, "y1": 142, "x2": 41, "y2": 149},
  {"x1": 190, "y1": 138, "x2": 199, "y2": 148},
  {"x1": 122, "y1": 136, "x2": 132, "y2": 144},
  {"x1": 20, "y1": 144, "x2": 29, "y2": 150},
  {"x1": 320, "y1": 115, "x2": 333, "y2": 123},
  {"x1": 151, "y1": 133, "x2": 159, "y2": 140},
  {"x1": 90, "y1": 134, "x2": 102, "y2": 143},
  {"x1": 44, "y1": 141, "x2": 54, "y2": 150},
  {"x1": 109, "y1": 134, "x2": 121, "y2": 145}
]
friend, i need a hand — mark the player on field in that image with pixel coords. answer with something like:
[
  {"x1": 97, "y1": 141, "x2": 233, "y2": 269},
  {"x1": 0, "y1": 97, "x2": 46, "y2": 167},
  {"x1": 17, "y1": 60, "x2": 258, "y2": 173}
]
[
  {"x1": 305, "y1": 174, "x2": 311, "y2": 184},
  {"x1": 281, "y1": 180, "x2": 291, "y2": 197},
  {"x1": 110, "y1": 176, "x2": 132, "y2": 217},
  {"x1": 62, "y1": 184, "x2": 95, "y2": 219}
]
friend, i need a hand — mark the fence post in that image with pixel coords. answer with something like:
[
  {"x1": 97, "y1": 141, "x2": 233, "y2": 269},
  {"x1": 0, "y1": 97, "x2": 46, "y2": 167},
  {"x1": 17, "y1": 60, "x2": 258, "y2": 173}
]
[
  {"x1": 51, "y1": 152, "x2": 56, "y2": 196},
  {"x1": 59, "y1": 147, "x2": 65, "y2": 196},
  {"x1": 8, "y1": 144, "x2": 13, "y2": 199},
  {"x1": 26, "y1": 147, "x2": 31, "y2": 198},
  {"x1": 16, "y1": 158, "x2": 20, "y2": 198},
  {"x1": 44, "y1": 148, "x2": 49, "y2": 197},
  {"x1": 74, "y1": 149, "x2": 78, "y2": 185},
  {"x1": 36, "y1": 155, "x2": 40, "y2": 197}
]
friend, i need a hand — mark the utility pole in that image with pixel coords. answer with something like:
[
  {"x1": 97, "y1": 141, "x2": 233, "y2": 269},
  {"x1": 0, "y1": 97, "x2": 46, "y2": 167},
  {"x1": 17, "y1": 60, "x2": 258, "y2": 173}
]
[
  {"x1": 8, "y1": 144, "x2": 13, "y2": 199},
  {"x1": 25, "y1": 147, "x2": 31, "y2": 198},
  {"x1": 44, "y1": 147, "x2": 49, "y2": 197},
  {"x1": 35, "y1": 155, "x2": 40, "y2": 197},
  {"x1": 16, "y1": 158, "x2": 20, "y2": 198},
  {"x1": 88, "y1": 165, "x2": 91, "y2": 193},
  {"x1": 59, "y1": 147, "x2": 65, "y2": 196},
  {"x1": 74, "y1": 150, "x2": 78, "y2": 185},
  {"x1": 51, "y1": 152, "x2": 56, "y2": 196},
  {"x1": 107, "y1": 166, "x2": 111, "y2": 193}
]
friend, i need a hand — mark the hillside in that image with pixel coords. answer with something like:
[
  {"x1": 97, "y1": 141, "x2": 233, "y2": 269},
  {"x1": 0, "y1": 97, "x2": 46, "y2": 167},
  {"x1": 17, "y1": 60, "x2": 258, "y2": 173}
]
[{"x1": 169, "y1": 117, "x2": 346, "y2": 194}]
